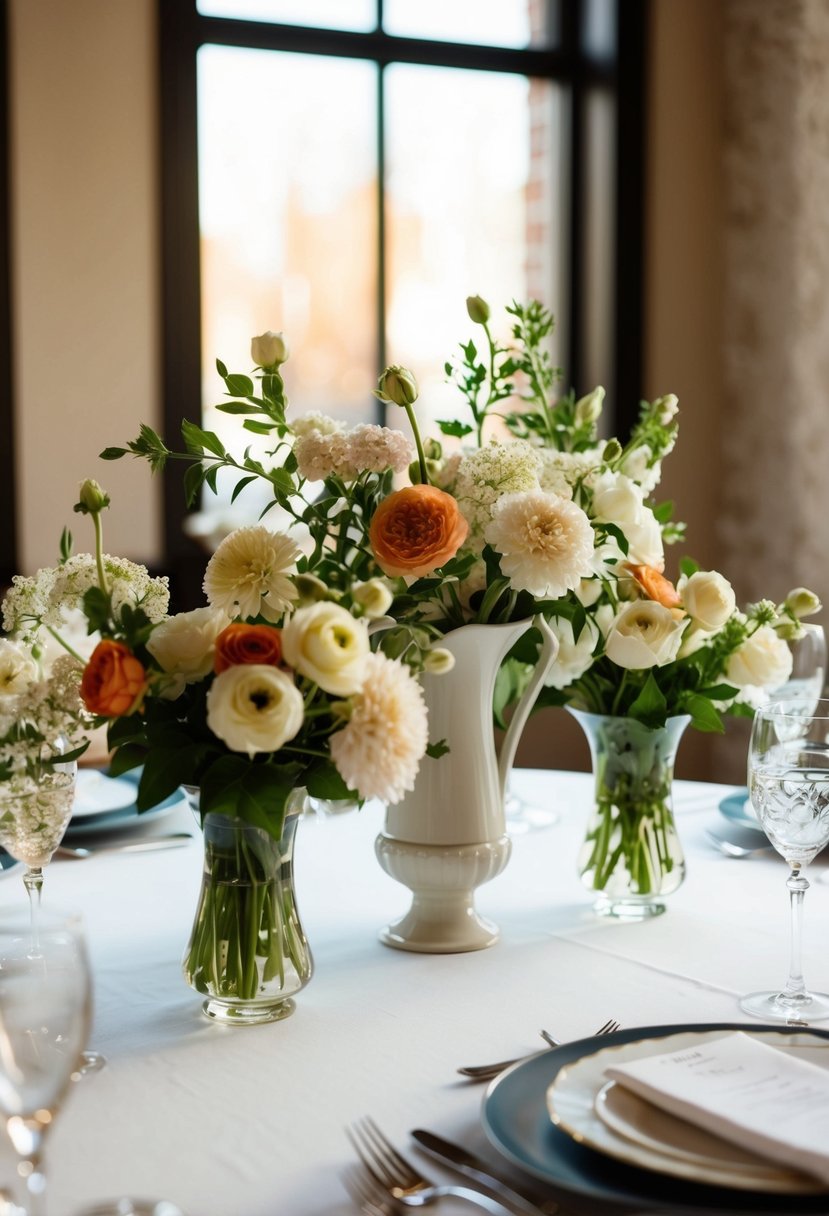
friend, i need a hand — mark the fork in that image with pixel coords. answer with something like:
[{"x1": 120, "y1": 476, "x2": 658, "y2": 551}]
[
  {"x1": 457, "y1": 1019, "x2": 621, "y2": 1081},
  {"x1": 347, "y1": 1117, "x2": 518, "y2": 1213}
]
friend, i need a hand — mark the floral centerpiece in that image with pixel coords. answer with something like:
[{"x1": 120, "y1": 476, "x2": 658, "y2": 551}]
[{"x1": 97, "y1": 297, "x2": 820, "y2": 922}]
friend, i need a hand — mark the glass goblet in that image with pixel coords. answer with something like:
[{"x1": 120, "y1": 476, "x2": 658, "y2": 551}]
[
  {"x1": 766, "y1": 622, "x2": 826, "y2": 718},
  {"x1": 0, "y1": 907, "x2": 92, "y2": 1216},
  {"x1": 0, "y1": 762, "x2": 77, "y2": 928},
  {"x1": 740, "y1": 700, "x2": 829, "y2": 1022}
]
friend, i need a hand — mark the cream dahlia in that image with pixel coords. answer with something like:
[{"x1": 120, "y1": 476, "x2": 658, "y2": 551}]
[
  {"x1": 484, "y1": 489, "x2": 595, "y2": 598},
  {"x1": 203, "y1": 526, "x2": 300, "y2": 622}
]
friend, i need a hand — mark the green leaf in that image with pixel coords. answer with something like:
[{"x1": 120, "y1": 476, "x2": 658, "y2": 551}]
[
  {"x1": 135, "y1": 749, "x2": 192, "y2": 811},
  {"x1": 425, "y1": 739, "x2": 450, "y2": 759},
  {"x1": 216, "y1": 358, "x2": 228, "y2": 377},
  {"x1": 436, "y1": 419, "x2": 474, "y2": 438},
  {"x1": 304, "y1": 762, "x2": 353, "y2": 801},
  {"x1": 679, "y1": 556, "x2": 700, "y2": 578},
  {"x1": 685, "y1": 693, "x2": 725, "y2": 733},
  {"x1": 269, "y1": 467, "x2": 295, "y2": 495},
  {"x1": 183, "y1": 462, "x2": 204, "y2": 508},
  {"x1": 215, "y1": 402, "x2": 261, "y2": 415},
  {"x1": 99, "y1": 446, "x2": 127, "y2": 460},
  {"x1": 59, "y1": 527, "x2": 73, "y2": 562},
  {"x1": 231, "y1": 475, "x2": 258, "y2": 504},
  {"x1": 107, "y1": 742, "x2": 148, "y2": 776},
  {"x1": 652, "y1": 500, "x2": 675, "y2": 524},
  {"x1": 181, "y1": 418, "x2": 226, "y2": 459},
  {"x1": 200, "y1": 758, "x2": 294, "y2": 842},
  {"x1": 243, "y1": 420, "x2": 276, "y2": 435},
  {"x1": 627, "y1": 673, "x2": 668, "y2": 729},
  {"x1": 224, "y1": 373, "x2": 254, "y2": 397},
  {"x1": 82, "y1": 585, "x2": 112, "y2": 634}
]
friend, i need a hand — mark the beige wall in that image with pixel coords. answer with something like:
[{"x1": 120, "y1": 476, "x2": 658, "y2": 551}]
[{"x1": 9, "y1": 0, "x2": 161, "y2": 572}]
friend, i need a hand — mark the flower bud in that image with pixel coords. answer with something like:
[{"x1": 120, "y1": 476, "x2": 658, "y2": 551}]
[
  {"x1": 775, "y1": 620, "x2": 803, "y2": 642},
  {"x1": 352, "y1": 578, "x2": 394, "y2": 619},
  {"x1": 294, "y1": 573, "x2": 331, "y2": 605},
  {"x1": 408, "y1": 458, "x2": 440, "y2": 485},
  {"x1": 423, "y1": 646, "x2": 455, "y2": 675},
  {"x1": 74, "y1": 479, "x2": 110, "y2": 515},
  {"x1": 376, "y1": 365, "x2": 418, "y2": 407},
  {"x1": 466, "y1": 295, "x2": 490, "y2": 325},
  {"x1": 602, "y1": 438, "x2": 623, "y2": 464},
  {"x1": 784, "y1": 587, "x2": 822, "y2": 619},
  {"x1": 574, "y1": 386, "x2": 605, "y2": 426},
  {"x1": 655, "y1": 393, "x2": 679, "y2": 425},
  {"x1": 251, "y1": 330, "x2": 289, "y2": 368},
  {"x1": 423, "y1": 437, "x2": 443, "y2": 461}
]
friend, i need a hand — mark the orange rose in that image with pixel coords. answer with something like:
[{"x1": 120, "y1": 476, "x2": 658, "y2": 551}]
[
  {"x1": 627, "y1": 563, "x2": 682, "y2": 609},
  {"x1": 369, "y1": 485, "x2": 469, "y2": 578},
  {"x1": 213, "y1": 622, "x2": 283, "y2": 673},
  {"x1": 81, "y1": 640, "x2": 147, "y2": 717}
]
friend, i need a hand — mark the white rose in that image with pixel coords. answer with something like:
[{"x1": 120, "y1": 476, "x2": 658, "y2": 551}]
[
  {"x1": 250, "y1": 330, "x2": 289, "y2": 368},
  {"x1": 624, "y1": 505, "x2": 665, "y2": 569},
  {"x1": 726, "y1": 625, "x2": 793, "y2": 691},
  {"x1": 544, "y1": 617, "x2": 599, "y2": 690},
  {"x1": 604, "y1": 601, "x2": 685, "y2": 670},
  {"x1": 591, "y1": 472, "x2": 644, "y2": 529},
  {"x1": 206, "y1": 664, "x2": 304, "y2": 757},
  {"x1": 678, "y1": 570, "x2": 736, "y2": 632},
  {"x1": 0, "y1": 639, "x2": 37, "y2": 695},
  {"x1": 147, "y1": 608, "x2": 230, "y2": 698},
  {"x1": 352, "y1": 578, "x2": 394, "y2": 619},
  {"x1": 281, "y1": 602, "x2": 370, "y2": 696}
]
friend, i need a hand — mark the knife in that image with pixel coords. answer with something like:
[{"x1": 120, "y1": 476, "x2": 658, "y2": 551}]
[{"x1": 411, "y1": 1129, "x2": 555, "y2": 1216}]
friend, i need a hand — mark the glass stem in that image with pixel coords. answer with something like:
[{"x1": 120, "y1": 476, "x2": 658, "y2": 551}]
[
  {"x1": 22, "y1": 868, "x2": 44, "y2": 950},
  {"x1": 784, "y1": 864, "x2": 809, "y2": 999},
  {"x1": 7, "y1": 1118, "x2": 47, "y2": 1216}
]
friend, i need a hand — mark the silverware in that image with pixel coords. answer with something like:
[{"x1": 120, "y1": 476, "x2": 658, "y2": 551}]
[
  {"x1": 457, "y1": 1019, "x2": 620, "y2": 1082},
  {"x1": 347, "y1": 1117, "x2": 518, "y2": 1213},
  {"x1": 55, "y1": 833, "x2": 194, "y2": 859},
  {"x1": 705, "y1": 828, "x2": 773, "y2": 859},
  {"x1": 411, "y1": 1130, "x2": 554, "y2": 1216}
]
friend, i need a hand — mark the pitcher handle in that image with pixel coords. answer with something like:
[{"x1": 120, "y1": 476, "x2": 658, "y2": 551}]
[{"x1": 497, "y1": 614, "x2": 559, "y2": 802}]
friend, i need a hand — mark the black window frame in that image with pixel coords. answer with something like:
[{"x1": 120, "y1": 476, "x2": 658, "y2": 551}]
[
  {"x1": 0, "y1": 0, "x2": 16, "y2": 589},
  {"x1": 157, "y1": 0, "x2": 648, "y2": 603}
]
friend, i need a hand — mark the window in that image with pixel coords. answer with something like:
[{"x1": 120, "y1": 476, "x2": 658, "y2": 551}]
[{"x1": 158, "y1": 0, "x2": 646, "y2": 600}]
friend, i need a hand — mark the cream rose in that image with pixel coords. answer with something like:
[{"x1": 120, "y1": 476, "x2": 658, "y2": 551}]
[
  {"x1": 206, "y1": 664, "x2": 304, "y2": 757},
  {"x1": 147, "y1": 607, "x2": 230, "y2": 698},
  {"x1": 250, "y1": 330, "x2": 289, "y2": 368},
  {"x1": 726, "y1": 625, "x2": 793, "y2": 691},
  {"x1": 590, "y1": 472, "x2": 664, "y2": 569},
  {"x1": 281, "y1": 602, "x2": 369, "y2": 696},
  {"x1": 604, "y1": 601, "x2": 685, "y2": 670},
  {"x1": 679, "y1": 570, "x2": 736, "y2": 632}
]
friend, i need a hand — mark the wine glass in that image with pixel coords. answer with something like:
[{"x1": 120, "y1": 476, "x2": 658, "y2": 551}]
[
  {"x1": 740, "y1": 699, "x2": 829, "y2": 1022},
  {"x1": 766, "y1": 622, "x2": 826, "y2": 717},
  {"x1": 0, "y1": 766, "x2": 105, "y2": 1077},
  {"x1": 0, "y1": 906, "x2": 92, "y2": 1216}
]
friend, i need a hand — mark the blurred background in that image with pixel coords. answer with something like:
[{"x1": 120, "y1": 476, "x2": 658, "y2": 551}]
[{"x1": 2, "y1": 0, "x2": 827, "y2": 782}]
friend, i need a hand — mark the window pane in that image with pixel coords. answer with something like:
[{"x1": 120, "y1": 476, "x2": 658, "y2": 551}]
[
  {"x1": 197, "y1": 45, "x2": 378, "y2": 517},
  {"x1": 581, "y1": 88, "x2": 615, "y2": 399},
  {"x1": 197, "y1": 0, "x2": 377, "y2": 32},
  {"x1": 384, "y1": 65, "x2": 565, "y2": 434},
  {"x1": 383, "y1": 0, "x2": 552, "y2": 48},
  {"x1": 583, "y1": 0, "x2": 617, "y2": 57}
]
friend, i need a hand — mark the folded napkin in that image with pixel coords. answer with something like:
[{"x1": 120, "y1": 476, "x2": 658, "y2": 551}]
[{"x1": 605, "y1": 1031, "x2": 829, "y2": 1186}]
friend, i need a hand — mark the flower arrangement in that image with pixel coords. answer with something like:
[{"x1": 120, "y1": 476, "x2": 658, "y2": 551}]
[{"x1": 1, "y1": 480, "x2": 437, "y2": 847}]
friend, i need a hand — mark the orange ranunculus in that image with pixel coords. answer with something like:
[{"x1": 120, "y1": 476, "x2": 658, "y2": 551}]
[
  {"x1": 213, "y1": 622, "x2": 283, "y2": 673},
  {"x1": 81, "y1": 639, "x2": 147, "y2": 717},
  {"x1": 627, "y1": 563, "x2": 682, "y2": 609},
  {"x1": 369, "y1": 484, "x2": 469, "y2": 578}
]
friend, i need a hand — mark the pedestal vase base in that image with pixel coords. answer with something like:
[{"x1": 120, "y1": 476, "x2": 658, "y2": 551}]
[
  {"x1": 375, "y1": 834, "x2": 510, "y2": 953},
  {"x1": 202, "y1": 995, "x2": 296, "y2": 1025}
]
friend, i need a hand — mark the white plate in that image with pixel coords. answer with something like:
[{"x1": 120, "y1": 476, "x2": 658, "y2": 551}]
[
  {"x1": 73, "y1": 770, "x2": 138, "y2": 818},
  {"x1": 546, "y1": 1029, "x2": 829, "y2": 1194}
]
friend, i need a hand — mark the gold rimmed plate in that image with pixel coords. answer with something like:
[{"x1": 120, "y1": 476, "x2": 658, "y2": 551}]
[{"x1": 481, "y1": 1022, "x2": 829, "y2": 1214}]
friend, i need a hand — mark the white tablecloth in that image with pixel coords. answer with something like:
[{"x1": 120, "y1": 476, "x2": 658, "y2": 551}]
[{"x1": 2, "y1": 769, "x2": 828, "y2": 1216}]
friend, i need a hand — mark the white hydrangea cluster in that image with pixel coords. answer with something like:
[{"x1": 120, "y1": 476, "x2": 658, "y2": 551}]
[
  {"x1": 294, "y1": 423, "x2": 413, "y2": 482},
  {"x1": 537, "y1": 447, "x2": 604, "y2": 499}
]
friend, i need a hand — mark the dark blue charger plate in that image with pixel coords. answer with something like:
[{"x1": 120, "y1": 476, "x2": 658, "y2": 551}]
[{"x1": 482, "y1": 1021, "x2": 829, "y2": 1214}]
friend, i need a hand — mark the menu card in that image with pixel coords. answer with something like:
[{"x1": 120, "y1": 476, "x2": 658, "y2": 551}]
[{"x1": 605, "y1": 1032, "x2": 829, "y2": 1185}]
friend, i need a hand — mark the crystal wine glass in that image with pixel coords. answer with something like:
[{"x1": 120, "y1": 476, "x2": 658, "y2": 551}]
[
  {"x1": 740, "y1": 699, "x2": 829, "y2": 1021},
  {"x1": 766, "y1": 622, "x2": 826, "y2": 718},
  {"x1": 0, "y1": 764, "x2": 105, "y2": 1076},
  {"x1": 0, "y1": 906, "x2": 92, "y2": 1216}
]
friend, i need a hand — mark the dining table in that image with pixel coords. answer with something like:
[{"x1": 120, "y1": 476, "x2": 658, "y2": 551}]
[{"x1": 1, "y1": 766, "x2": 828, "y2": 1216}]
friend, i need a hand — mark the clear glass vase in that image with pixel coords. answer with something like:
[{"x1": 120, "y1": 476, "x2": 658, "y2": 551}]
[
  {"x1": 569, "y1": 709, "x2": 689, "y2": 919},
  {"x1": 182, "y1": 793, "x2": 313, "y2": 1025}
]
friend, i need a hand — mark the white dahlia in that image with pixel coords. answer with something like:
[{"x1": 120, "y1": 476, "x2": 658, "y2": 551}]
[
  {"x1": 203, "y1": 526, "x2": 300, "y2": 622},
  {"x1": 485, "y1": 490, "x2": 595, "y2": 598}
]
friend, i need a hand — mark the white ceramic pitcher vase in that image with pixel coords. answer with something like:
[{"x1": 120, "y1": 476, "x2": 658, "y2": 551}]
[{"x1": 375, "y1": 614, "x2": 558, "y2": 953}]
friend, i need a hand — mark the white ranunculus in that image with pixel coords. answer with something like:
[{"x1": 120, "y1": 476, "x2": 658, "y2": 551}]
[
  {"x1": 147, "y1": 608, "x2": 230, "y2": 698},
  {"x1": 604, "y1": 601, "x2": 685, "y2": 670},
  {"x1": 726, "y1": 625, "x2": 793, "y2": 691},
  {"x1": 544, "y1": 617, "x2": 599, "y2": 690},
  {"x1": 679, "y1": 570, "x2": 736, "y2": 633},
  {"x1": 0, "y1": 639, "x2": 37, "y2": 696},
  {"x1": 206, "y1": 664, "x2": 304, "y2": 757},
  {"x1": 281, "y1": 602, "x2": 370, "y2": 696},
  {"x1": 250, "y1": 330, "x2": 289, "y2": 368}
]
